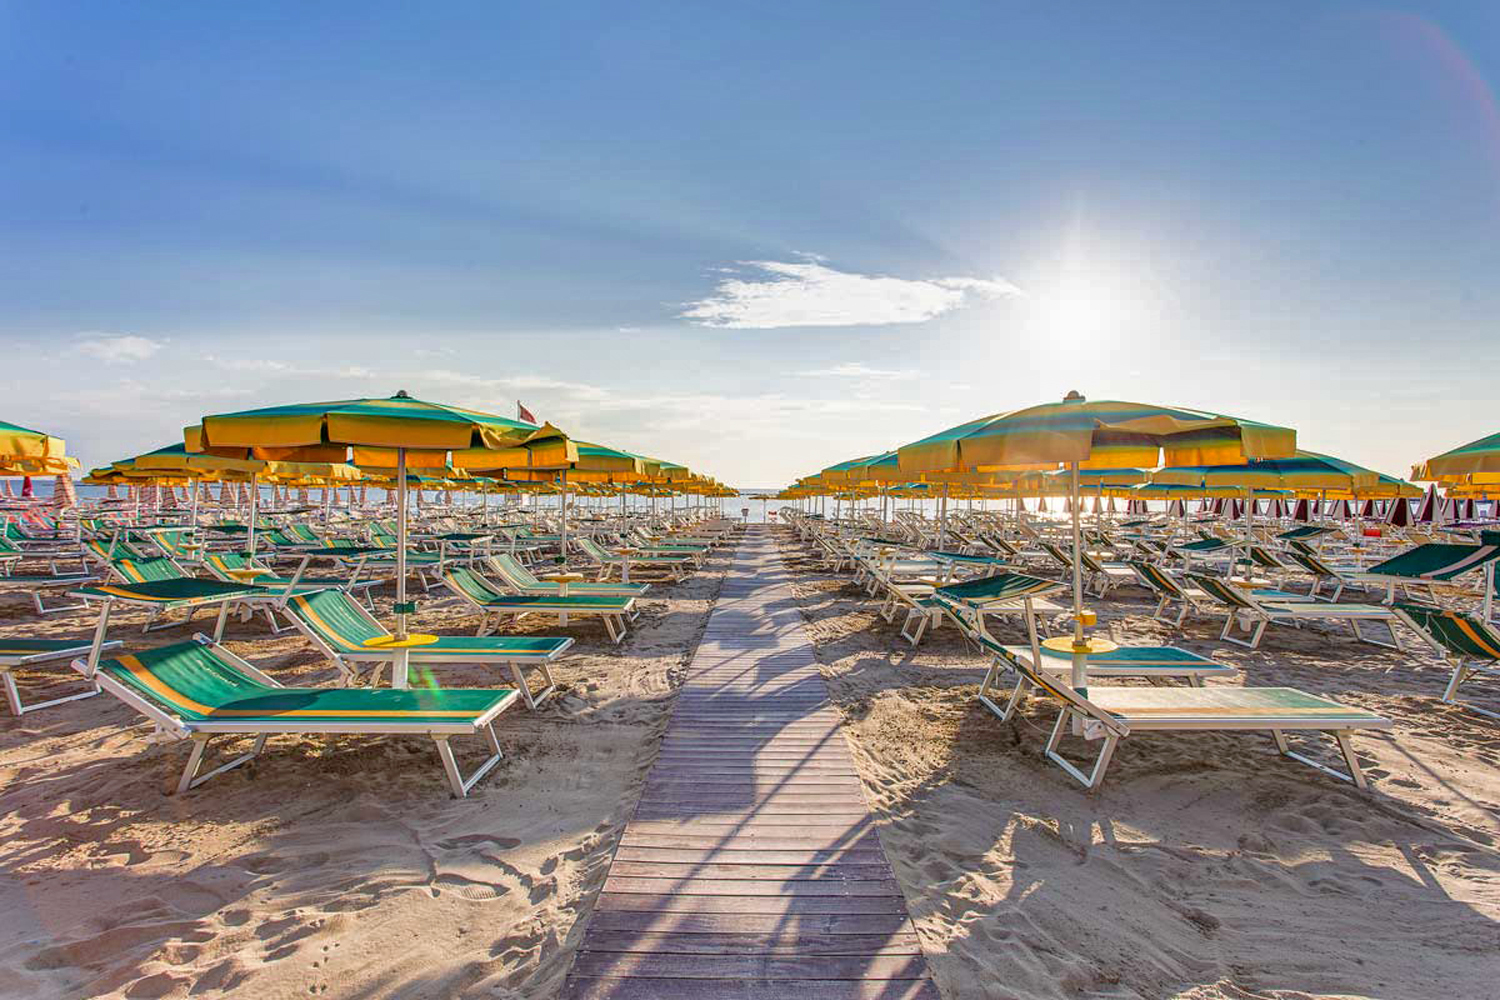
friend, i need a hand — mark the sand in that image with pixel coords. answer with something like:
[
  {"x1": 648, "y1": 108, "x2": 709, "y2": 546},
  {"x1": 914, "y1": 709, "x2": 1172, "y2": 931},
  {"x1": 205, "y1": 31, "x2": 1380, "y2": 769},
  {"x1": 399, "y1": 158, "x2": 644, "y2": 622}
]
[
  {"x1": 0, "y1": 543, "x2": 731, "y2": 1000},
  {"x1": 3, "y1": 523, "x2": 1498, "y2": 1000},
  {"x1": 774, "y1": 529, "x2": 1500, "y2": 1000}
]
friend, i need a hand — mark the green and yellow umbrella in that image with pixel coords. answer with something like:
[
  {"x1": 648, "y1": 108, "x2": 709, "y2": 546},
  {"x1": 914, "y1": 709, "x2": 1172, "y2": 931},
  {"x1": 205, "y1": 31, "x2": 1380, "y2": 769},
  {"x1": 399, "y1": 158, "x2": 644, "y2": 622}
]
[
  {"x1": 188, "y1": 391, "x2": 568, "y2": 650},
  {"x1": 1413, "y1": 432, "x2": 1500, "y2": 488},
  {"x1": 1, "y1": 419, "x2": 80, "y2": 478},
  {"x1": 898, "y1": 392, "x2": 1297, "y2": 693}
]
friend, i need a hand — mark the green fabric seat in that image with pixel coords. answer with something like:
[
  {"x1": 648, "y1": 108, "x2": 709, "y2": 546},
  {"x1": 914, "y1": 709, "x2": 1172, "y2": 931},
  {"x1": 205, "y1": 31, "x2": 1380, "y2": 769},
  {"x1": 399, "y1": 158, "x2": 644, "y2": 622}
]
[
  {"x1": 81, "y1": 639, "x2": 519, "y2": 796},
  {"x1": 933, "y1": 572, "x2": 1064, "y2": 604},
  {"x1": 101, "y1": 642, "x2": 512, "y2": 725},
  {"x1": 1366, "y1": 542, "x2": 1500, "y2": 582},
  {"x1": 485, "y1": 554, "x2": 644, "y2": 595},
  {"x1": 76, "y1": 578, "x2": 263, "y2": 605}
]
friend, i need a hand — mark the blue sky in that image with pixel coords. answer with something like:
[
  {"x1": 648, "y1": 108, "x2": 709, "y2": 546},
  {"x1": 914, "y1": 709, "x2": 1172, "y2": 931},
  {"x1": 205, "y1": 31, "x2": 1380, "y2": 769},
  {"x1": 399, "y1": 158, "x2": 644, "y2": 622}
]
[{"x1": 3, "y1": 2, "x2": 1497, "y2": 486}]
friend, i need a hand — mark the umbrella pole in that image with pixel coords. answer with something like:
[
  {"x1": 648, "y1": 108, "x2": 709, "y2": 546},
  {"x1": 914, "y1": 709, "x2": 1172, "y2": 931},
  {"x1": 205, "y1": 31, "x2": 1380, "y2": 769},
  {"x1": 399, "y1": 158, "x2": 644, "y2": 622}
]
[
  {"x1": 189, "y1": 479, "x2": 199, "y2": 530},
  {"x1": 938, "y1": 482, "x2": 948, "y2": 549},
  {"x1": 247, "y1": 475, "x2": 259, "y2": 556},
  {"x1": 560, "y1": 470, "x2": 570, "y2": 560},
  {"x1": 1243, "y1": 486, "x2": 1254, "y2": 577},
  {"x1": 395, "y1": 447, "x2": 410, "y2": 642},
  {"x1": 1069, "y1": 462, "x2": 1087, "y2": 692}
]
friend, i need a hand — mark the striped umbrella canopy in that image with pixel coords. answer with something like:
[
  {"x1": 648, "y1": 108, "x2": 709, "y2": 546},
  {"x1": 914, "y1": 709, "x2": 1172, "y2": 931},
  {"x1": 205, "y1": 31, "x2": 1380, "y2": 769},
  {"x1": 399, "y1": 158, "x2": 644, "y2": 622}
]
[
  {"x1": 188, "y1": 391, "x2": 569, "y2": 650},
  {"x1": 897, "y1": 392, "x2": 1296, "y2": 690},
  {"x1": 1150, "y1": 450, "x2": 1379, "y2": 491},
  {"x1": 0, "y1": 419, "x2": 71, "y2": 464},
  {"x1": 1414, "y1": 432, "x2": 1500, "y2": 486}
]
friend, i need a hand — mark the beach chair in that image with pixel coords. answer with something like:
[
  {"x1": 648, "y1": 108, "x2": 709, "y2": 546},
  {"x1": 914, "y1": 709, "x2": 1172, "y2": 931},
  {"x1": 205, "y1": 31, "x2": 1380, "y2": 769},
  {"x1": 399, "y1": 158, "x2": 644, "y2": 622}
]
[
  {"x1": 73, "y1": 637, "x2": 518, "y2": 796},
  {"x1": 984, "y1": 644, "x2": 1391, "y2": 790},
  {"x1": 1392, "y1": 604, "x2": 1500, "y2": 719},
  {"x1": 282, "y1": 589, "x2": 571, "y2": 708},
  {"x1": 1, "y1": 637, "x2": 121, "y2": 714},
  {"x1": 441, "y1": 565, "x2": 635, "y2": 644},
  {"x1": 975, "y1": 635, "x2": 1236, "y2": 721},
  {"x1": 1125, "y1": 561, "x2": 1220, "y2": 626},
  {"x1": 1185, "y1": 573, "x2": 1403, "y2": 650},
  {"x1": 574, "y1": 537, "x2": 691, "y2": 583},
  {"x1": 924, "y1": 572, "x2": 1066, "y2": 649},
  {"x1": 1280, "y1": 550, "x2": 1379, "y2": 603},
  {"x1": 202, "y1": 550, "x2": 381, "y2": 631},
  {"x1": 482, "y1": 553, "x2": 647, "y2": 600}
]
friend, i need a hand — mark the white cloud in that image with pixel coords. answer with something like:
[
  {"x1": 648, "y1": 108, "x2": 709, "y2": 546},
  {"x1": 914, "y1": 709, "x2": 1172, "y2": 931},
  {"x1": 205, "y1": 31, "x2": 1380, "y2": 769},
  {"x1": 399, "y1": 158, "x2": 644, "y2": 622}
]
[
  {"x1": 680, "y1": 258, "x2": 1020, "y2": 329},
  {"x1": 74, "y1": 334, "x2": 165, "y2": 364},
  {"x1": 793, "y1": 362, "x2": 914, "y2": 380},
  {"x1": 203, "y1": 355, "x2": 293, "y2": 373}
]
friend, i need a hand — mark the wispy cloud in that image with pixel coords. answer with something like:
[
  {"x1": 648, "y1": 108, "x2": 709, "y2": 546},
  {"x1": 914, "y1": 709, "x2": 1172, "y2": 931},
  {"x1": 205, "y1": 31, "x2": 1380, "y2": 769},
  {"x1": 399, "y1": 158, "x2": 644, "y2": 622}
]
[
  {"x1": 74, "y1": 333, "x2": 165, "y2": 364},
  {"x1": 681, "y1": 258, "x2": 1020, "y2": 329},
  {"x1": 793, "y1": 362, "x2": 914, "y2": 380}
]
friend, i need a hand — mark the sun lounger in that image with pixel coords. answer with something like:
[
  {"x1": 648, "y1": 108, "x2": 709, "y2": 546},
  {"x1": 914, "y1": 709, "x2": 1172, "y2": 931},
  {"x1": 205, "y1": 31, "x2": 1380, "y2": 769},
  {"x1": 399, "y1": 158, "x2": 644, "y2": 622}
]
[
  {"x1": 1392, "y1": 603, "x2": 1500, "y2": 719},
  {"x1": 441, "y1": 565, "x2": 635, "y2": 644},
  {"x1": 1, "y1": 637, "x2": 121, "y2": 714},
  {"x1": 203, "y1": 551, "x2": 380, "y2": 630},
  {"x1": 282, "y1": 588, "x2": 572, "y2": 707},
  {"x1": 922, "y1": 572, "x2": 1066, "y2": 648},
  {"x1": 0, "y1": 570, "x2": 104, "y2": 615},
  {"x1": 575, "y1": 537, "x2": 691, "y2": 583},
  {"x1": 74, "y1": 637, "x2": 518, "y2": 796},
  {"x1": 72, "y1": 577, "x2": 269, "y2": 641},
  {"x1": 976, "y1": 636, "x2": 1236, "y2": 720},
  {"x1": 985, "y1": 644, "x2": 1391, "y2": 789},
  {"x1": 482, "y1": 553, "x2": 647, "y2": 600},
  {"x1": 1186, "y1": 573, "x2": 1402, "y2": 650}
]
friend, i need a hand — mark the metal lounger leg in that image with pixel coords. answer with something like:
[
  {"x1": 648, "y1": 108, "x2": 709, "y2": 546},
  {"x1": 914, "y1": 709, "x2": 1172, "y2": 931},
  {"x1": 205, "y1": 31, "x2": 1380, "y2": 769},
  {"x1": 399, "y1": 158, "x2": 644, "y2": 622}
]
[
  {"x1": 2, "y1": 668, "x2": 100, "y2": 716},
  {"x1": 33, "y1": 589, "x2": 89, "y2": 616},
  {"x1": 434, "y1": 725, "x2": 505, "y2": 797},
  {"x1": 603, "y1": 614, "x2": 625, "y2": 644},
  {"x1": 1043, "y1": 708, "x2": 1119, "y2": 791},
  {"x1": 176, "y1": 733, "x2": 267, "y2": 794},
  {"x1": 976, "y1": 658, "x2": 1029, "y2": 722},
  {"x1": 509, "y1": 661, "x2": 557, "y2": 709},
  {"x1": 1270, "y1": 729, "x2": 1370, "y2": 790}
]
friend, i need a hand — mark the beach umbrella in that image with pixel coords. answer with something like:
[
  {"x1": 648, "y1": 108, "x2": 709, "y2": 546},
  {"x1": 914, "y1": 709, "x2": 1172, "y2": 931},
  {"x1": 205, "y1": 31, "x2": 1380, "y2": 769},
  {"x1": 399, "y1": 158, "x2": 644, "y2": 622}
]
[
  {"x1": 1415, "y1": 485, "x2": 1439, "y2": 523},
  {"x1": 897, "y1": 392, "x2": 1295, "y2": 692},
  {"x1": 188, "y1": 392, "x2": 568, "y2": 654},
  {"x1": 1388, "y1": 495, "x2": 1414, "y2": 527},
  {"x1": 1413, "y1": 432, "x2": 1500, "y2": 487},
  {"x1": 1293, "y1": 498, "x2": 1310, "y2": 522}
]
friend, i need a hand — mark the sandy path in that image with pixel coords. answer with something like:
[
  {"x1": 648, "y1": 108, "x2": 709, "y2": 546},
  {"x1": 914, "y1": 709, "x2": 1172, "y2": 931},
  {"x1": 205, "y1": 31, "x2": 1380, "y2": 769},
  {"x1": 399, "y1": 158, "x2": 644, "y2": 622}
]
[
  {"x1": 0, "y1": 537, "x2": 735, "y2": 999},
  {"x1": 774, "y1": 528, "x2": 1500, "y2": 1000}
]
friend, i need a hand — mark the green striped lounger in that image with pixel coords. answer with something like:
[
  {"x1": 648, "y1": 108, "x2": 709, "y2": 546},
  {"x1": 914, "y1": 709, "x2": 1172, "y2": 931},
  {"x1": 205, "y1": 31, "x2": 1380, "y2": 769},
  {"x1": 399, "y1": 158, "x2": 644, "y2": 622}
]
[
  {"x1": 75, "y1": 638, "x2": 518, "y2": 796},
  {"x1": 283, "y1": 588, "x2": 573, "y2": 707},
  {"x1": 984, "y1": 644, "x2": 1391, "y2": 790},
  {"x1": 443, "y1": 565, "x2": 636, "y2": 644}
]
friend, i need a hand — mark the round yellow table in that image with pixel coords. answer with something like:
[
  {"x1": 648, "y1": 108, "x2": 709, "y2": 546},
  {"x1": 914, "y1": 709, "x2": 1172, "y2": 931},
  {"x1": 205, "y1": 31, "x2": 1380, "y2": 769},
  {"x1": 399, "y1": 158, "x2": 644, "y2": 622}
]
[
  {"x1": 1042, "y1": 635, "x2": 1119, "y2": 655},
  {"x1": 361, "y1": 634, "x2": 439, "y2": 649},
  {"x1": 540, "y1": 572, "x2": 586, "y2": 597}
]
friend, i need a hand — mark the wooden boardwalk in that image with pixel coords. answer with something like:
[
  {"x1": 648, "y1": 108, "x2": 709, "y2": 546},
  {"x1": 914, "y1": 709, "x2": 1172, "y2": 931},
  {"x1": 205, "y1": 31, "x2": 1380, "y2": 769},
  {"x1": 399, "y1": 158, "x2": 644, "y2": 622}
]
[{"x1": 560, "y1": 526, "x2": 936, "y2": 999}]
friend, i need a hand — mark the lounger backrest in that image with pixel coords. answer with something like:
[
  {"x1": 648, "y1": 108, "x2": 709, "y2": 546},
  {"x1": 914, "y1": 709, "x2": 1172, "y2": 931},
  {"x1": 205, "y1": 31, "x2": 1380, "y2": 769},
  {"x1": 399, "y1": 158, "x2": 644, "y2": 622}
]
[
  {"x1": 1126, "y1": 560, "x2": 1182, "y2": 597},
  {"x1": 1184, "y1": 573, "x2": 1254, "y2": 609},
  {"x1": 575, "y1": 537, "x2": 608, "y2": 559},
  {"x1": 93, "y1": 640, "x2": 267, "y2": 722},
  {"x1": 203, "y1": 552, "x2": 261, "y2": 579},
  {"x1": 1247, "y1": 546, "x2": 1283, "y2": 568},
  {"x1": 1393, "y1": 603, "x2": 1500, "y2": 661},
  {"x1": 1076, "y1": 549, "x2": 1105, "y2": 574},
  {"x1": 0, "y1": 535, "x2": 19, "y2": 555},
  {"x1": 1366, "y1": 542, "x2": 1500, "y2": 582},
  {"x1": 933, "y1": 572, "x2": 1061, "y2": 604},
  {"x1": 982, "y1": 640, "x2": 1129, "y2": 737},
  {"x1": 1285, "y1": 550, "x2": 1336, "y2": 578},
  {"x1": 443, "y1": 565, "x2": 505, "y2": 603},
  {"x1": 285, "y1": 589, "x2": 386, "y2": 652},
  {"x1": 487, "y1": 553, "x2": 542, "y2": 588},
  {"x1": 1040, "y1": 542, "x2": 1071, "y2": 568},
  {"x1": 113, "y1": 557, "x2": 188, "y2": 583}
]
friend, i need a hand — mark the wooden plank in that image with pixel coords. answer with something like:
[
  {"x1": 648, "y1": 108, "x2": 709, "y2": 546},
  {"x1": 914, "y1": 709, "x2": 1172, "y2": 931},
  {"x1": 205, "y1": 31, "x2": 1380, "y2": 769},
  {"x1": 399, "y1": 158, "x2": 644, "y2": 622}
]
[
  {"x1": 613, "y1": 847, "x2": 891, "y2": 865},
  {"x1": 602, "y1": 876, "x2": 904, "y2": 897},
  {"x1": 578, "y1": 930, "x2": 924, "y2": 956},
  {"x1": 570, "y1": 952, "x2": 928, "y2": 980},
  {"x1": 592, "y1": 892, "x2": 912, "y2": 915},
  {"x1": 583, "y1": 910, "x2": 913, "y2": 936},
  {"x1": 562, "y1": 977, "x2": 941, "y2": 1000},
  {"x1": 607, "y1": 861, "x2": 896, "y2": 881}
]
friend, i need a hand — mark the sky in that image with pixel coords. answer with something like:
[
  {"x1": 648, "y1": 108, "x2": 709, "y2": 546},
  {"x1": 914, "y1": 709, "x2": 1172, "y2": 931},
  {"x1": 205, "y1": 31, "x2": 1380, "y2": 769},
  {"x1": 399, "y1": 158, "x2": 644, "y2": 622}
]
[{"x1": 2, "y1": 1, "x2": 1498, "y2": 488}]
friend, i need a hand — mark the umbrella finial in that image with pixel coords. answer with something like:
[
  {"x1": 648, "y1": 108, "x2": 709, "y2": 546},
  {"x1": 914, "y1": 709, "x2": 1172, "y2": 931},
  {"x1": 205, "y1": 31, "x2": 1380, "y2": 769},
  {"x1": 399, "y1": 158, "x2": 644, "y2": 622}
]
[
  {"x1": 393, "y1": 389, "x2": 411, "y2": 398},
  {"x1": 1064, "y1": 390, "x2": 1085, "y2": 402}
]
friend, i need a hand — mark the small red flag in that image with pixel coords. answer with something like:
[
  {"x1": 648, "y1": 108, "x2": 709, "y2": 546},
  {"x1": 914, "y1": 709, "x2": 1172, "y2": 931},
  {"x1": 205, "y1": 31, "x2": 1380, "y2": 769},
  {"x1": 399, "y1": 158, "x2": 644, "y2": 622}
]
[{"x1": 517, "y1": 400, "x2": 537, "y2": 424}]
